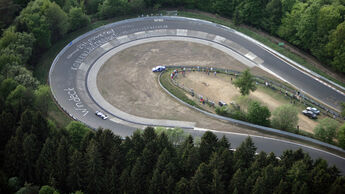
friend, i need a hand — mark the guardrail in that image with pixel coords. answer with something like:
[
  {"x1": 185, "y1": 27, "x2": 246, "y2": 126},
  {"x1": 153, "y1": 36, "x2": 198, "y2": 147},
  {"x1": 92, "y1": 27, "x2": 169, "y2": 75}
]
[
  {"x1": 166, "y1": 65, "x2": 342, "y2": 120},
  {"x1": 159, "y1": 69, "x2": 345, "y2": 154}
]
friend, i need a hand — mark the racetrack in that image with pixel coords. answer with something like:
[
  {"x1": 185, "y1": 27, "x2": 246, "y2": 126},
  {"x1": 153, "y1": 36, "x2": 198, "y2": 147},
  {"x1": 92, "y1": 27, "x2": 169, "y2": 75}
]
[{"x1": 49, "y1": 16, "x2": 345, "y2": 172}]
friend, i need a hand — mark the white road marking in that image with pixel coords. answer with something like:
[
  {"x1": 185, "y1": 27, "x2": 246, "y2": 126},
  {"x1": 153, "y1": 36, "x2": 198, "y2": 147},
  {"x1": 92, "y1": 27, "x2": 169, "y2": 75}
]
[
  {"x1": 176, "y1": 29, "x2": 188, "y2": 36},
  {"x1": 245, "y1": 52, "x2": 257, "y2": 61}
]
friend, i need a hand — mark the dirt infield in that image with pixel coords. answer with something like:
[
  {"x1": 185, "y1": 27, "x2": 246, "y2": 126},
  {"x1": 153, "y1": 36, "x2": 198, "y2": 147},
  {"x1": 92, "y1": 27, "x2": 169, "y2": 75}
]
[
  {"x1": 176, "y1": 72, "x2": 318, "y2": 133},
  {"x1": 97, "y1": 40, "x2": 304, "y2": 135}
]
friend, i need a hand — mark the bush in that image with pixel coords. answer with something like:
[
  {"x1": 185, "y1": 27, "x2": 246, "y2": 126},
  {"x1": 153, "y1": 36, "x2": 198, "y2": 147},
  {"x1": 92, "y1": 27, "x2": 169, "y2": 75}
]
[
  {"x1": 215, "y1": 106, "x2": 247, "y2": 121},
  {"x1": 68, "y1": 7, "x2": 90, "y2": 32},
  {"x1": 314, "y1": 118, "x2": 339, "y2": 143},
  {"x1": 247, "y1": 101, "x2": 271, "y2": 127},
  {"x1": 272, "y1": 104, "x2": 298, "y2": 131}
]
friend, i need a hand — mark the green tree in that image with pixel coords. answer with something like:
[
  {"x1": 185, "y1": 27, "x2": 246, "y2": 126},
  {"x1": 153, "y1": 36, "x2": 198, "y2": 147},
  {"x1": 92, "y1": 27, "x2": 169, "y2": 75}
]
[
  {"x1": 22, "y1": 133, "x2": 40, "y2": 182},
  {"x1": 277, "y1": 2, "x2": 307, "y2": 45},
  {"x1": 338, "y1": 123, "x2": 345, "y2": 149},
  {"x1": 229, "y1": 168, "x2": 247, "y2": 193},
  {"x1": 36, "y1": 138, "x2": 57, "y2": 185},
  {"x1": 98, "y1": 0, "x2": 128, "y2": 19},
  {"x1": 16, "y1": 0, "x2": 69, "y2": 49},
  {"x1": 68, "y1": 7, "x2": 90, "y2": 31},
  {"x1": 0, "y1": 111, "x2": 16, "y2": 150},
  {"x1": 39, "y1": 185, "x2": 59, "y2": 194},
  {"x1": 233, "y1": 69, "x2": 257, "y2": 96},
  {"x1": 66, "y1": 121, "x2": 89, "y2": 149},
  {"x1": 85, "y1": 139, "x2": 104, "y2": 194},
  {"x1": 34, "y1": 85, "x2": 51, "y2": 115},
  {"x1": 295, "y1": 0, "x2": 323, "y2": 50},
  {"x1": 6, "y1": 66, "x2": 40, "y2": 89},
  {"x1": 16, "y1": 183, "x2": 40, "y2": 194},
  {"x1": 54, "y1": 136, "x2": 69, "y2": 192},
  {"x1": 149, "y1": 169, "x2": 163, "y2": 194},
  {"x1": 287, "y1": 160, "x2": 310, "y2": 193},
  {"x1": 67, "y1": 149, "x2": 85, "y2": 192},
  {"x1": 272, "y1": 104, "x2": 298, "y2": 131},
  {"x1": 199, "y1": 131, "x2": 218, "y2": 162},
  {"x1": 175, "y1": 177, "x2": 190, "y2": 194},
  {"x1": 247, "y1": 101, "x2": 271, "y2": 127},
  {"x1": 0, "y1": 78, "x2": 18, "y2": 100},
  {"x1": 210, "y1": 169, "x2": 225, "y2": 194},
  {"x1": 6, "y1": 85, "x2": 34, "y2": 118},
  {"x1": 314, "y1": 118, "x2": 339, "y2": 143},
  {"x1": 262, "y1": 0, "x2": 282, "y2": 34},
  {"x1": 234, "y1": 136, "x2": 257, "y2": 169},
  {"x1": 326, "y1": 21, "x2": 345, "y2": 73},
  {"x1": 190, "y1": 163, "x2": 211, "y2": 194},
  {"x1": 0, "y1": 27, "x2": 35, "y2": 65},
  {"x1": 4, "y1": 128, "x2": 24, "y2": 177},
  {"x1": 312, "y1": 4, "x2": 345, "y2": 61}
]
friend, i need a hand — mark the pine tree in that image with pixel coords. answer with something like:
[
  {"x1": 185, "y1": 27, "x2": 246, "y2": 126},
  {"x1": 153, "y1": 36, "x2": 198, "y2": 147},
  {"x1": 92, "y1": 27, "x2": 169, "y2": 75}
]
[
  {"x1": 54, "y1": 136, "x2": 69, "y2": 192},
  {"x1": 211, "y1": 169, "x2": 225, "y2": 194},
  {"x1": 22, "y1": 133, "x2": 39, "y2": 182},
  {"x1": 175, "y1": 177, "x2": 190, "y2": 194},
  {"x1": 4, "y1": 128, "x2": 24, "y2": 178},
  {"x1": 229, "y1": 168, "x2": 247, "y2": 193},
  {"x1": 149, "y1": 169, "x2": 163, "y2": 194},
  {"x1": 85, "y1": 139, "x2": 104, "y2": 194},
  {"x1": 67, "y1": 149, "x2": 85, "y2": 192},
  {"x1": 190, "y1": 163, "x2": 211, "y2": 194},
  {"x1": 234, "y1": 136, "x2": 257, "y2": 169},
  {"x1": 36, "y1": 138, "x2": 56, "y2": 185},
  {"x1": 199, "y1": 131, "x2": 218, "y2": 163},
  {"x1": 217, "y1": 136, "x2": 230, "y2": 150}
]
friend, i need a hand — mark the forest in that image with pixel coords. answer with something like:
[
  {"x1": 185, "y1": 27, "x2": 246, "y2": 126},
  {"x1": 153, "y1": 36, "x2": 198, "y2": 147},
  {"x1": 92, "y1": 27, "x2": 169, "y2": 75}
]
[
  {"x1": 1, "y1": 125, "x2": 345, "y2": 193},
  {"x1": 1, "y1": 0, "x2": 345, "y2": 73},
  {"x1": 1, "y1": 0, "x2": 345, "y2": 193}
]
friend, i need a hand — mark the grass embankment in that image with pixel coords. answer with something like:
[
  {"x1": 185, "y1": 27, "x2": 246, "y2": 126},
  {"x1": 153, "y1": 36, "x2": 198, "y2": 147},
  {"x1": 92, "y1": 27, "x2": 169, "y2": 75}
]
[
  {"x1": 178, "y1": 11, "x2": 345, "y2": 89},
  {"x1": 159, "y1": 70, "x2": 204, "y2": 110},
  {"x1": 34, "y1": 15, "x2": 134, "y2": 128}
]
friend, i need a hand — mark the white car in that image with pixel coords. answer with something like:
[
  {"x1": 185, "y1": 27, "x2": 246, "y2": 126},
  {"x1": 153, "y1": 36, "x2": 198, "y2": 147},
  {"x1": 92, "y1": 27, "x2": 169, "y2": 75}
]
[
  {"x1": 306, "y1": 107, "x2": 320, "y2": 115},
  {"x1": 95, "y1": 111, "x2": 108, "y2": 120},
  {"x1": 152, "y1": 66, "x2": 166, "y2": 72},
  {"x1": 101, "y1": 114, "x2": 108, "y2": 120}
]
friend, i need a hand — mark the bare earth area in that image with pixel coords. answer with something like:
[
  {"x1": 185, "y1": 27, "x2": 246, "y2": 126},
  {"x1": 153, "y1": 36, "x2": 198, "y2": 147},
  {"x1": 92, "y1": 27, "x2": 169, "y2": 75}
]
[
  {"x1": 177, "y1": 72, "x2": 318, "y2": 133},
  {"x1": 97, "y1": 40, "x2": 315, "y2": 136}
]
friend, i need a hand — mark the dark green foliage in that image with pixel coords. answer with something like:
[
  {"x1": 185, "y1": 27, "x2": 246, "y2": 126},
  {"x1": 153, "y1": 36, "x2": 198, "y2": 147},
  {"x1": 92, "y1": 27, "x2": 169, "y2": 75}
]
[
  {"x1": 233, "y1": 69, "x2": 257, "y2": 96},
  {"x1": 247, "y1": 101, "x2": 271, "y2": 127},
  {"x1": 338, "y1": 123, "x2": 345, "y2": 149},
  {"x1": 314, "y1": 118, "x2": 339, "y2": 143},
  {"x1": 22, "y1": 133, "x2": 40, "y2": 182},
  {"x1": 199, "y1": 131, "x2": 218, "y2": 162},
  {"x1": 66, "y1": 121, "x2": 90, "y2": 149},
  {"x1": 234, "y1": 137, "x2": 257, "y2": 169},
  {"x1": 67, "y1": 149, "x2": 85, "y2": 192},
  {"x1": 215, "y1": 105, "x2": 247, "y2": 121},
  {"x1": 16, "y1": 0, "x2": 69, "y2": 49},
  {"x1": 0, "y1": 0, "x2": 345, "y2": 191},
  {"x1": 39, "y1": 185, "x2": 58, "y2": 194},
  {"x1": 68, "y1": 7, "x2": 90, "y2": 31},
  {"x1": 1, "y1": 125, "x2": 344, "y2": 194},
  {"x1": 84, "y1": 139, "x2": 104, "y2": 193}
]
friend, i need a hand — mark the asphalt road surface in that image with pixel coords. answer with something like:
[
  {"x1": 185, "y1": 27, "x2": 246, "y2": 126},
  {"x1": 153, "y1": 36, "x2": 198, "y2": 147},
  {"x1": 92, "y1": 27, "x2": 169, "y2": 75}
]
[{"x1": 49, "y1": 16, "x2": 345, "y2": 173}]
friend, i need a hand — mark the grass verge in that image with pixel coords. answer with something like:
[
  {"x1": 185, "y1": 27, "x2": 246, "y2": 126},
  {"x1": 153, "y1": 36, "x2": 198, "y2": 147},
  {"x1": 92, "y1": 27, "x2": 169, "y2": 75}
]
[
  {"x1": 160, "y1": 70, "x2": 204, "y2": 110},
  {"x1": 178, "y1": 11, "x2": 345, "y2": 88}
]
